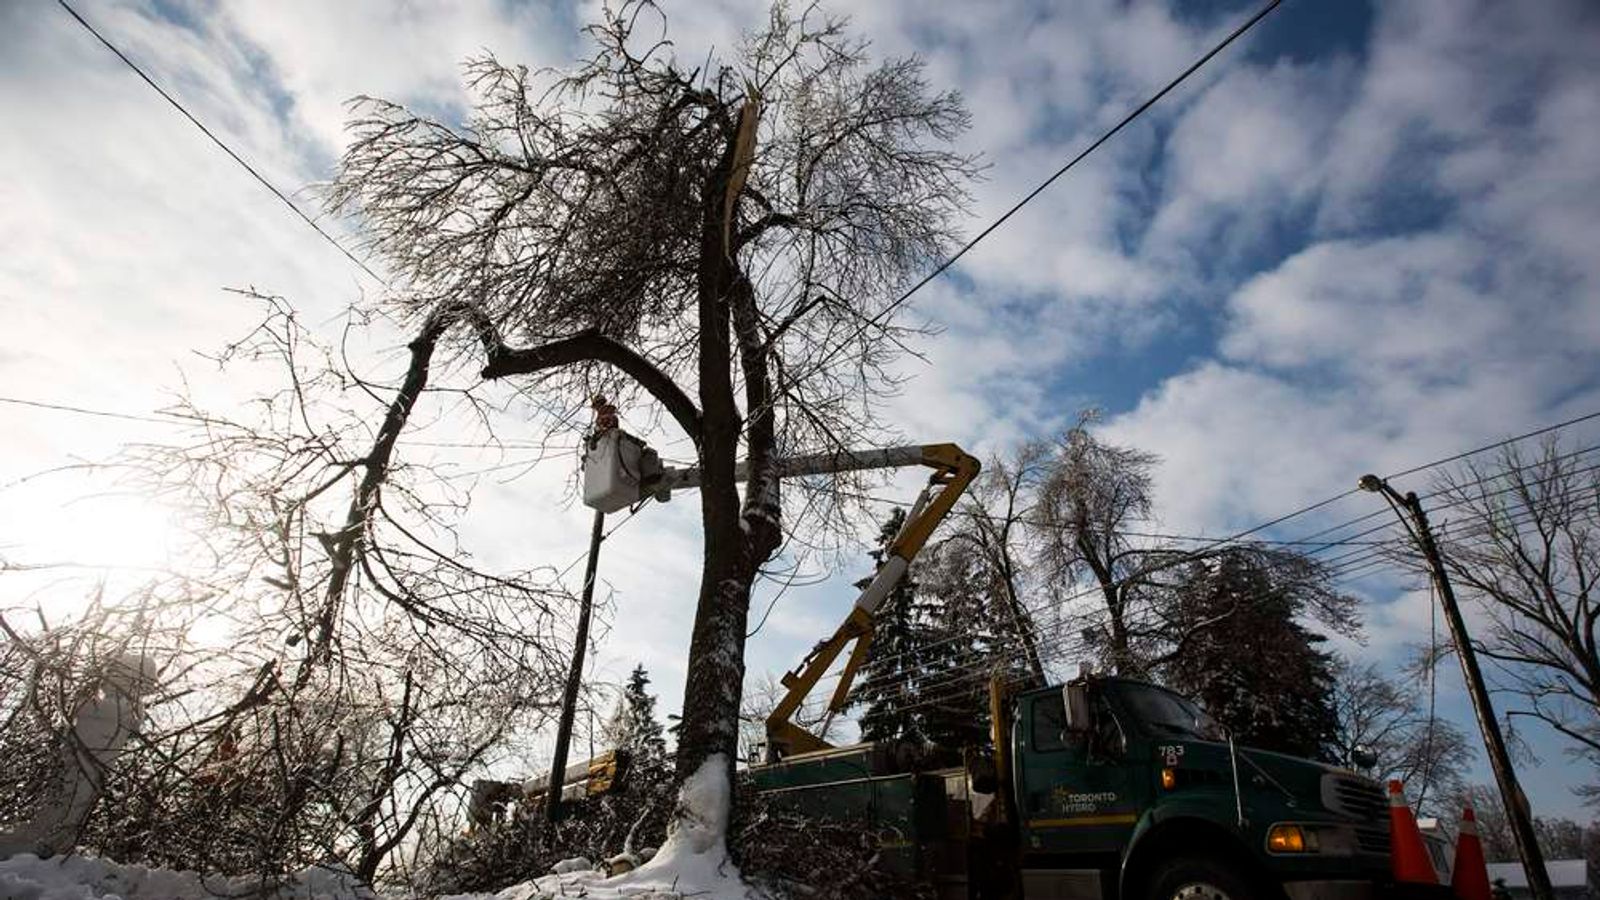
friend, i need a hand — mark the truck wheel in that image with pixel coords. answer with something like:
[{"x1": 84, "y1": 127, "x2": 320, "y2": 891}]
[{"x1": 1144, "y1": 856, "x2": 1257, "y2": 900}]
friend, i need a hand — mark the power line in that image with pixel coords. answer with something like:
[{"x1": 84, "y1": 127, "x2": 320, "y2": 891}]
[
  {"x1": 0, "y1": 395, "x2": 184, "y2": 426},
  {"x1": 854, "y1": 479, "x2": 1579, "y2": 717},
  {"x1": 790, "y1": 444, "x2": 1586, "y2": 717},
  {"x1": 1386, "y1": 408, "x2": 1600, "y2": 480},
  {"x1": 1284, "y1": 443, "x2": 1600, "y2": 575},
  {"x1": 0, "y1": 392, "x2": 573, "y2": 453},
  {"x1": 55, "y1": 0, "x2": 388, "y2": 288},
  {"x1": 836, "y1": 488, "x2": 1389, "y2": 549},
  {"x1": 552, "y1": 505, "x2": 646, "y2": 586},
  {"x1": 788, "y1": 0, "x2": 1284, "y2": 386},
  {"x1": 818, "y1": 413, "x2": 1600, "y2": 697}
]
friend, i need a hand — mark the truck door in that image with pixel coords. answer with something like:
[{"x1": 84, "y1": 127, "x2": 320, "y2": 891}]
[{"x1": 1018, "y1": 690, "x2": 1144, "y2": 860}]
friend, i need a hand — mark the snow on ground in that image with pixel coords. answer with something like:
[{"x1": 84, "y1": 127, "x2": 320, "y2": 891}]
[
  {"x1": 0, "y1": 853, "x2": 375, "y2": 900},
  {"x1": 0, "y1": 756, "x2": 757, "y2": 900},
  {"x1": 448, "y1": 754, "x2": 755, "y2": 900}
]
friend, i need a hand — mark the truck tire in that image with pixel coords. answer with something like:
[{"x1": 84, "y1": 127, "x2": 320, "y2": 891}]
[{"x1": 1144, "y1": 855, "x2": 1257, "y2": 900}]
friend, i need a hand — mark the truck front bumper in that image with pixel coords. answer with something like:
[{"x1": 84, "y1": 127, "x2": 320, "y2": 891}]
[{"x1": 1283, "y1": 880, "x2": 1375, "y2": 900}]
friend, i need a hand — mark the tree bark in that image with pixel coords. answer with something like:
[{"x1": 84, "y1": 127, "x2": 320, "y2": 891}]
[
  {"x1": 672, "y1": 120, "x2": 778, "y2": 793},
  {"x1": 673, "y1": 140, "x2": 742, "y2": 788}
]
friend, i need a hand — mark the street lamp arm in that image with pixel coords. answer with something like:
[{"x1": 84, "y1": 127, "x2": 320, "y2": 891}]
[{"x1": 1357, "y1": 474, "x2": 1422, "y2": 544}]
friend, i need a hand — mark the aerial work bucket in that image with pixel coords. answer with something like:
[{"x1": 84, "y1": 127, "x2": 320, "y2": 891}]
[{"x1": 580, "y1": 395, "x2": 662, "y2": 513}]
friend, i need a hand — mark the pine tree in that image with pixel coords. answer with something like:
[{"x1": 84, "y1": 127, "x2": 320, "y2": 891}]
[
  {"x1": 914, "y1": 532, "x2": 1013, "y2": 749},
  {"x1": 1160, "y1": 549, "x2": 1341, "y2": 761},
  {"x1": 603, "y1": 664, "x2": 668, "y2": 786},
  {"x1": 850, "y1": 509, "x2": 926, "y2": 743},
  {"x1": 847, "y1": 509, "x2": 994, "y2": 748}
]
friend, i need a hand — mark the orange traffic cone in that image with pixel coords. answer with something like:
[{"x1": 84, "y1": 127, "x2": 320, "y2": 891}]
[
  {"x1": 1451, "y1": 806, "x2": 1492, "y2": 900},
  {"x1": 1389, "y1": 780, "x2": 1438, "y2": 885}
]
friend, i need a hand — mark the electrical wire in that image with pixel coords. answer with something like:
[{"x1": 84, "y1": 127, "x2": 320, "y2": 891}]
[
  {"x1": 782, "y1": 0, "x2": 1285, "y2": 387},
  {"x1": 812, "y1": 413, "x2": 1600, "y2": 701},
  {"x1": 0, "y1": 395, "x2": 187, "y2": 425},
  {"x1": 551, "y1": 505, "x2": 646, "y2": 586},
  {"x1": 857, "y1": 475, "x2": 1587, "y2": 720},
  {"x1": 0, "y1": 392, "x2": 579, "y2": 457},
  {"x1": 55, "y1": 0, "x2": 388, "y2": 288},
  {"x1": 1385, "y1": 408, "x2": 1600, "y2": 480}
]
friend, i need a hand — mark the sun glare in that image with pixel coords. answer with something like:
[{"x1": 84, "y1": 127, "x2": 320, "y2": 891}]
[{"x1": 39, "y1": 493, "x2": 181, "y2": 573}]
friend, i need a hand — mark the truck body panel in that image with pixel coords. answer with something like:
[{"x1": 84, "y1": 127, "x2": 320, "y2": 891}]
[{"x1": 752, "y1": 676, "x2": 1395, "y2": 900}]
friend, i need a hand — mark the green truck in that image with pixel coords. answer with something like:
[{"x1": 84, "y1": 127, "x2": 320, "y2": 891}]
[{"x1": 750, "y1": 672, "x2": 1394, "y2": 900}]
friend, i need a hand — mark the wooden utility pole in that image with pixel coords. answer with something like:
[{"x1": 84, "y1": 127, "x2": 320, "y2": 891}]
[
  {"x1": 545, "y1": 508, "x2": 605, "y2": 830},
  {"x1": 1359, "y1": 476, "x2": 1554, "y2": 900}
]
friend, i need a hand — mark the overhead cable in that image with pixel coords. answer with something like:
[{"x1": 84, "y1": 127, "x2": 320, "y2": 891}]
[
  {"x1": 792, "y1": 0, "x2": 1286, "y2": 383},
  {"x1": 55, "y1": 0, "x2": 388, "y2": 287}
]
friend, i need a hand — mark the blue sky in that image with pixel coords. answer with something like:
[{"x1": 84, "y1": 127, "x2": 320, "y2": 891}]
[{"x1": 2, "y1": 0, "x2": 1598, "y2": 821}]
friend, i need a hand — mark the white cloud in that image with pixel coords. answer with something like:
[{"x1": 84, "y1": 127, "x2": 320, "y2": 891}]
[
  {"x1": 1140, "y1": 58, "x2": 1349, "y2": 265},
  {"x1": 216, "y1": 0, "x2": 574, "y2": 155}
]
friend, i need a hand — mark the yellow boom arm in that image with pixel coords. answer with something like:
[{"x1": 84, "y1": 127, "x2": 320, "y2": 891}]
[{"x1": 765, "y1": 443, "x2": 980, "y2": 761}]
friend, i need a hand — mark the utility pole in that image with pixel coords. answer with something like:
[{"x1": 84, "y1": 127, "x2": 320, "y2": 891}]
[
  {"x1": 1358, "y1": 475, "x2": 1554, "y2": 900},
  {"x1": 545, "y1": 395, "x2": 623, "y2": 831},
  {"x1": 545, "y1": 506, "x2": 605, "y2": 831}
]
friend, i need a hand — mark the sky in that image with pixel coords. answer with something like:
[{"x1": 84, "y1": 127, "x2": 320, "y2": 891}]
[{"x1": 1, "y1": 0, "x2": 1598, "y2": 820}]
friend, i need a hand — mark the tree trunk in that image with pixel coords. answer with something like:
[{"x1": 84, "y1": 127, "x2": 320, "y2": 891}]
[
  {"x1": 671, "y1": 115, "x2": 785, "y2": 829},
  {"x1": 672, "y1": 133, "x2": 752, "y2": 794}
]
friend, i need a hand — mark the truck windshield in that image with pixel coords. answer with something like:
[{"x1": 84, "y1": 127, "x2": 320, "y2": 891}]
[{"x1": 1116, "y1": 683, "x2": 1225, "y2": 741}]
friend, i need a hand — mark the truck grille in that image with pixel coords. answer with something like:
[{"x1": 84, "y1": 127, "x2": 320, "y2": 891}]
[
  {"x1": 1356, "y1": 825, "x2": 1392, "y2": 855},
  {"x1": 1322, "y1": 774, "x2": 1387, "y2": 821}
]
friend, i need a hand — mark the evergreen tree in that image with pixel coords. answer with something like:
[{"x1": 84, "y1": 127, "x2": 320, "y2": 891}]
[
  {"x1": 603, "y1": 664, "x2": 668, "y2": 786},
  {"x1": 848, "y1": 509, "x2": 994, "y2": 748},
  {"x1": 1160, "y1": 549, "x2": 1342, "y2": 760},
  {"x1": 850, "y1": 509, "x2": 927, "y2": 743}
]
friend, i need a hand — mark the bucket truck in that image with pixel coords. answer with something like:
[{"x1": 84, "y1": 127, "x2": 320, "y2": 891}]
[{"x1": 581, "y1": 428, "x2": 1396, "y2": 900}]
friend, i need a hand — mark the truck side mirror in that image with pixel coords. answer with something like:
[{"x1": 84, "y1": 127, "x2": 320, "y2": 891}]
[{"x1": 1063, "y1": 682, "x2": 1090, "y2": 734}]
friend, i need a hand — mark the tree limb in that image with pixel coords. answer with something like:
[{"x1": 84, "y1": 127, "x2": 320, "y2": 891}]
[{"x1": 480, "y1": 329, "x2": 703, "y2": 442}]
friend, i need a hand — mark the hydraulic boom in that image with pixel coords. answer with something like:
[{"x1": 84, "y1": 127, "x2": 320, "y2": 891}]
[
  {"x1": 761, "y1": 443, "x2": 978, "y2": 761},
  {"x1": 581, "y1": 429, "x2": 978, "y2": 762}
]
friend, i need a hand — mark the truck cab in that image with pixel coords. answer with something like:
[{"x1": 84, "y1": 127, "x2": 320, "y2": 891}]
[{"x1": 1008, "y1": 677, "x2": 1391, "y2": 900}]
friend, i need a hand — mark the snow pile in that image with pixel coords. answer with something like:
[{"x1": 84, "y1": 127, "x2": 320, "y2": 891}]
[
  {"x1": 0, "y1": 853, "x2": 375, "y2": 900},
  {"x1": 448, "y1": 755, "x2": 753, "y2": 900},
  {"x1": 0, "y1": 759, "x2": 754, "y2": 900},
  {"x1": 546, "y1": 857, "x2": 593, "y2": 875}
]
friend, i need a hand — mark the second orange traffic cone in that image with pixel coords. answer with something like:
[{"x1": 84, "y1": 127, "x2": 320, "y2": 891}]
[
  {"x1": 1451, "y1": 806, "x2": 1492, "y2": 900},
  {"x1": 1389, "y1": 779, "x2": 1438, "y2": 885}
]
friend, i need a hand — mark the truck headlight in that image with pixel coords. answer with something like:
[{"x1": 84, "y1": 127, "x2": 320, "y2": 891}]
[{"x1": 1267, "y1": 824, "x2": 1320, "y2": 853}]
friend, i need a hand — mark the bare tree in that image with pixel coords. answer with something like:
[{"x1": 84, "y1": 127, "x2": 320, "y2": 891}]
[
  {"x1": 1, "y1": 298, "x2": 576, "y2": 885},
  {"x1": 327, "y1": 0, "x2": 979, "y2": 839},
  {"x1": 1031, "y1": 412, "x2": 1168, "y2": 675},
  {"x1": 1440, "y1": 785, "x2": 1595, "y2": 863},
  {"x1": 1329, "y1": 657, "x2": 1474, "y2": 816},
  {"x1": 1427, "y1": 439, "x2": 1600, "y2": 797},
  {"x1": 944, "y1": 441, "x2": 1051, "y2": 683}
]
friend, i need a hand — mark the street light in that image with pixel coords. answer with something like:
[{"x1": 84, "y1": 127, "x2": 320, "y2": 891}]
[{"x1": 1358, "y1": 474, "x2": 1553, "y2": 900}]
